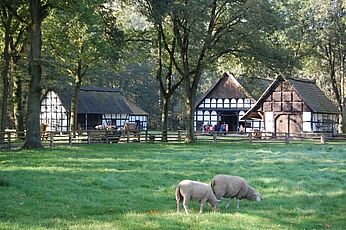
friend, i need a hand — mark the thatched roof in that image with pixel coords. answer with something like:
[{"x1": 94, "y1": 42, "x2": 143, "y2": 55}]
[
  {"x1": 242, "y1": 76, "x2": 340, "y2": 120},
  {"x1": 287, "y1": 77, "x2": 339, "y2": 114},
  {"x1": 196, "y1": 73, "x2": 255, "y2": 107},
  {"x1": 57, "y1": 86, "x2": 148, "y2": 115}
]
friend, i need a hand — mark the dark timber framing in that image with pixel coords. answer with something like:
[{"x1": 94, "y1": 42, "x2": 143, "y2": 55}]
[
  {"x1": 40, "y1": 86, "x2": 148, "y2": 132},
  {"x1": 242, "y1": 76, "x2": 340, "y2": 133},
  {"x1": 194, "y1": 73, "x2": 262, "y2": 132}
]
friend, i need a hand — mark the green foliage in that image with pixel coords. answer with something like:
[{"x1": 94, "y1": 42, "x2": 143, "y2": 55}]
[
  {"x1": 41, "y1": 0, "x2": 124, "y2": 89},
  {"x1": 0, "y1": 142, "x2": 345, "y2": 229}
]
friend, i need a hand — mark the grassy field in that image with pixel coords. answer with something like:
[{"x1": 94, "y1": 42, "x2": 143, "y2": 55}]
[{"x1": 0, "y1": 142, "x2": 345, "y2": 229}]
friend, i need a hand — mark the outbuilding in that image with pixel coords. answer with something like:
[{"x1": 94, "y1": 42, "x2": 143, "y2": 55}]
[
  {"x1": 241, "y1": 76, "x2": 340, "y2": 133},
  {"x1": 194, "y1": 73, "x2": 265, "y2": 132},
  {"x1": 40, "y1": 86, "x2": 148, "y2": 132}
]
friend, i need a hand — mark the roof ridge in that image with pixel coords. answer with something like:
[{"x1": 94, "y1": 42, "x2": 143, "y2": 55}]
[
  {"x1": 286, "y1": 76, "x2": 315, "y2": 83},
  {"x1": 80, "y1": 86, "x2": 120, "y2": 92}
]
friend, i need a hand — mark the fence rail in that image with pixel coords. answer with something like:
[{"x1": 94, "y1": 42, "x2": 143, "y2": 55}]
[{"x1": 1, "y1": 130, "x2": 345, "y2": 150}]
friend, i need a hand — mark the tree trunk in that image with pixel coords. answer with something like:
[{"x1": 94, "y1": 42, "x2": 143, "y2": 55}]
[
  {"x1": 184, "y1": 78, "x2": 196, "y2": 143},
  {"x1": 13, "y1": 75, "x2": 25, "y2": 137},
  {"x1": 0, "y1": 14, "x2": 12, "y2": 142},
  {"x1": 23, "y1": 0, "x2": 43, "y2": 148},
  {"x1": 161, "y1": 94, "x2": 170, "y2": 142},
  {"x1": 70, "y1": 63, "x2": 83, "y2": 133}
]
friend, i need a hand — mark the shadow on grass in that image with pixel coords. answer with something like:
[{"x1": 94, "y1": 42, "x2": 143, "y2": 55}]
[{"x1": 0, "y1": 143, "x2": 345, "y2": 229}]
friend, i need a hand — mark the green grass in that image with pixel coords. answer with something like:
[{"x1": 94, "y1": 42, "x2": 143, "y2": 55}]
[{"x1": 0, "y1": 142, "x2": 345, "y2": 229}]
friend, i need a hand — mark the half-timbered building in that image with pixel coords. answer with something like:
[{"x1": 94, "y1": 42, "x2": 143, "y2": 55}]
[
  {"x1": 40, "y1": 86, "x2": 148, "y2": 132},
  {"x1": 241, "y1": 76, "x2": 340, "y2": 133},
  {"x1": 194, "y1": 73, "x2": 263, "y2": 132}
]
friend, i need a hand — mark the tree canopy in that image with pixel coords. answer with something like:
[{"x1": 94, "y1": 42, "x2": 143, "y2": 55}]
[{"x1": 0, "y1": 0, "x2": 345, "y2": 147}]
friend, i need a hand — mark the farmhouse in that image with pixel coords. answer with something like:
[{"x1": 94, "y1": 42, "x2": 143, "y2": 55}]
[
  {"x1": 194, "y1": 73, "x2": 267, "y2": 132},
  {"x1": 40, "y1": 86, "x2": 148, "y2": 132},
  {"x1": 241, "y1": 75, "x2": 340, "y2": 133}
]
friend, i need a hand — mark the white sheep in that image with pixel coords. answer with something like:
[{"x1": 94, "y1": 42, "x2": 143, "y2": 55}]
[
  {"x1": 211, "y1": 174, "x2": 261, "y2": 209},
  {"x1": 175, "y1": 179, "x2": 219, "y2": 214}
]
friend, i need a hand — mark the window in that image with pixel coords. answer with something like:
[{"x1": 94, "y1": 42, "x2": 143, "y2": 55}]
[
  {"x1": 237, "y1": 98, "x2": 244, "y2": 108},
  {"x1": 244, "y1": 98, "x2": 251, "y2": 108},
  {"x1": 217, "y1": 99, "x2": 223, "y2": 108},
  {"x1": 231, "y1": 99, "x2": 237, "y2": 108},
  {"x1": 204, "y1": 98, "x2": 210, "y2": 108},
  {"x1": 211, "y1": 99, "x2": 217, "y2": 108},
  {"x1": 224, "y1": 99, "x2": 230, "y2": 108}
]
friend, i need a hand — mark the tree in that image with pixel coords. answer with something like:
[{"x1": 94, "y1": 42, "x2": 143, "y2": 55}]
[
  {"x1": 43, "y1": 0, "x2": 124, "y2": 132},
  {"x1": 154, "y1": 0, "x2": 286, "y2": 142},
  {"x1": 313, "y1": 0, "x2": 345, "y2": 132},
  {"x1": 23, "y1": 0, "x2": 49, "y2": 148},
  {"x1": 0, "y1": 1, "x2": 13, "y2": 140},
  {"x1": 0, "y1": 1, "x2": 29, "y2": 140},
  {"x1": 138, "y1": 0, "x2": 184, "y2": 140}
]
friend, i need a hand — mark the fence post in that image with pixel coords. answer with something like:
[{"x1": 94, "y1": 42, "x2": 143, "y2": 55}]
[
  {"x1": 178, "y1": 131, "x2": 182, "y2": 142},
  {"x1": 248, "y1": 133, "x2": 252, "y2": 143},
  {"x1": 213, "y1": 132, "x2": 217, "y2": 143},
  {"x1": 49, "y1": 131, "x2": 54, "y2": 148},
  {"x1": 127, "y1": 132, "x2": 130, "y2": 143},
  {"x1": 285, "y1": 133, "x2": 289, "y2": 144},
  {"x1": 87, "y1": 131, "x2": 91, "y2": 144},
  {"x1": 68, "y1": 131, "x2": 72, "y2": 145},
  {"x1": 105, "y1": 130, "x2": 109, "y2": 144},
  {"x1": 145, "y1": 130, "x2": 148, "y2": 142},
  {"x1": 7, "y1": 132, "x2": 11, "y2": 150},
  {"x1": 320, "y1": 133, "x2": 325, "y2": 144}
]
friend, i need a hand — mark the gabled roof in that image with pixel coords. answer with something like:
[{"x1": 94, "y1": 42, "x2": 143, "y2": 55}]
[
  {"x1": 242, "y1": 75, "x2": 340, "y2": 119},
  {"x1": 287, "y1": 77, "x2": 339, "y2": 114},
  {"x1": 57, "y1": 86, "x2": 148, "y2": 115},
  {"x1": 196, "y1": 73, "x2": 255, "y2": 107}
]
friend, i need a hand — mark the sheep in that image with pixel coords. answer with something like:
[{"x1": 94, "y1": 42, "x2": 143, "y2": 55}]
[
  {"x1": 175, "y1": 179, "x2": 219, "y2": 214},
  {"x1": 211, "y1": 174, "x2": 261, "y2": 209}
]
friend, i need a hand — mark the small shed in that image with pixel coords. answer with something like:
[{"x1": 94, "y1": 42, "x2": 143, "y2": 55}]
[
  {"x1": 194, "y1": 73, "x2": 262, "y2": 132},
  {"x1": 241, "y1": 76, "x2": 340, "y2": 133},
  {"x1": 40, "y1": 86, "x2": 148, "y2": 132}
]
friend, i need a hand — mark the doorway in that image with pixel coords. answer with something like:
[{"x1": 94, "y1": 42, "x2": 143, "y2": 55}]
[
  {"x1": 275, "y1": 114, "x2": 302, "y2": 133},
  {"x1": 220, "y1": 112, "x2": 238, "y2": 132}
]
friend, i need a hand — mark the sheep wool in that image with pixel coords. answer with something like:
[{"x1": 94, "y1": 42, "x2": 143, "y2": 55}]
[
  {"x1": 176, "y1": 179, "x2": 219, "y2": 214},
  {"x1": 211, "y1": 174, "x2": 261, "y2": 209}
]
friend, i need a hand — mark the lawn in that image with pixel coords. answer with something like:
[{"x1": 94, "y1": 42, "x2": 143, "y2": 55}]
[{"x1": 0, "y1": 142, "x2": 345, "y2": 229}]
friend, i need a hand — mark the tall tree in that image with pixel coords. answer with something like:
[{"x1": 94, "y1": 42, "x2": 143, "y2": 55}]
[
  {"x1": 23, "y1": 0, "x2": 49, "y2": 148},
  {"x1": 0, "y1": 2, "x2": 12, "y2": 140},
  {"x1": 155, "y1": 0, "x2": 286, "y2": 142},
  {"x1": 138, "y1": 0, "x2": 184, "y2": 140},
  {"x1": 0, "y1": 0, "x2": 28, "y2": 139},
  {"x1": 43, "y1": 0, "x2": 123, "y2": 132},
  {"x1": 314, "y1": 0, "x2": 345, "y2": 132}
]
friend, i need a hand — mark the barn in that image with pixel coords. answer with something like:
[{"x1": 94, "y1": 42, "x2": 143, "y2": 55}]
[
  {"x1": 241, "y1": 75, "x2": 340, "y2": 133},
  {"x1": 40, "y1": 86, "x2": 148, "y2": 132},
  {"x1": 194, "y1": 73, "x2": 266, "y2": 132}
]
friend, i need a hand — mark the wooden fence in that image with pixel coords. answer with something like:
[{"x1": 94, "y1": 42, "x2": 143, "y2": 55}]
[{"x1": 1, "y1": 130, "x2": 345, "y2": 150}]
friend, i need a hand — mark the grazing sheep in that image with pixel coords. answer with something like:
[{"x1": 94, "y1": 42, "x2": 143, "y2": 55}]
[
  {"x1": 175, "y1": 180, "x2": 219, "y2": 214},
  {"x1": 211, "y1": 175, "x2": 261, "y2": 209}
]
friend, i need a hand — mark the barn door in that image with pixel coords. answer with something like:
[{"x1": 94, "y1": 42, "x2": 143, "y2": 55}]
[
  {"x1": 289, "y1": 114, "x2": 302, "y2": 133},
  {"x1": 275, "y1": 114, "x2": 289, "y2": 133},
  {"x1": 275, "y1": 114, "x2": 302, "y2": 134}
]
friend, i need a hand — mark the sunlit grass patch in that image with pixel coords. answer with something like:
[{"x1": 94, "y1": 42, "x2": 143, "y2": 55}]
[{"x1": 0, "y1": 142, "x2": 345, "y2": 229}]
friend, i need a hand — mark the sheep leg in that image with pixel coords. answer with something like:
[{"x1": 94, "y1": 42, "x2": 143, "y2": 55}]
[
  {"x1": 176, "y1": 199, "x2": 182, "y2": 213},
  {"x1": 199, "y1": 201, "x2": 206, "y2": 214},
  {"x1": 183, "y1": 197, "x2": 190, "y2": 214},
  {"x1": 236, "y1": 199, "x2": 240, "y2": 209}
]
